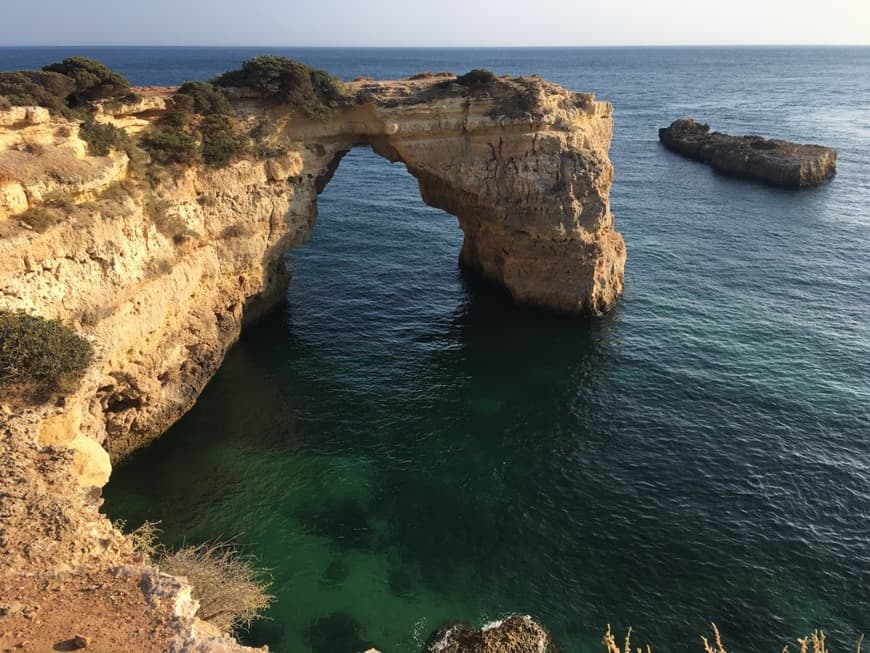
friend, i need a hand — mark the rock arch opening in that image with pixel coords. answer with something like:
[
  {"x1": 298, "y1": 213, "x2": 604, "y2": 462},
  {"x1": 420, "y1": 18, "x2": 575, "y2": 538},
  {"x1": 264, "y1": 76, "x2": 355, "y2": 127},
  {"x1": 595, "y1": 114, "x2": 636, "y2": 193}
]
[{"x1": 268, "y1": 75, "x2": 625, "y2": 318}]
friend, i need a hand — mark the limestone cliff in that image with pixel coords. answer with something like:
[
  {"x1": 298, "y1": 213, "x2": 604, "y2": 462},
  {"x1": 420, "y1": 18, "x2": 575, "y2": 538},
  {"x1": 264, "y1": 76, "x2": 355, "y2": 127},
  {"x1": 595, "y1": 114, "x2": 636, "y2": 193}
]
[{"x1": 0, "y1": 73, "x2": 624, "y2": 651}]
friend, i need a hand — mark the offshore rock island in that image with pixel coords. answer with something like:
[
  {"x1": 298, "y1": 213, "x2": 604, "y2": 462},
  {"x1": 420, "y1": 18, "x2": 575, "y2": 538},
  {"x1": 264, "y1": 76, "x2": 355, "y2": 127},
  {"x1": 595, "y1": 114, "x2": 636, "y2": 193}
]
[
  {"x1": 0, "y1": 58, "x2": 623, "y2": 651},
  {"x1": 659, "y1": 118, "x2": 837, "y2": 187}
]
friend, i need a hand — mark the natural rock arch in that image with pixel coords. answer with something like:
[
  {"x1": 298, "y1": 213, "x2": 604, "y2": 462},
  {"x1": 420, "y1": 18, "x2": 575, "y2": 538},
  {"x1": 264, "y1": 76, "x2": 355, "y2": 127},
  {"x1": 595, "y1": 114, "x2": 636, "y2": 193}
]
[
  {"x1": 0, "y1": 73, "x2": 626, "y2": 465},
  {"x1": 272, "y1": 75, "x2": 625, "y2": 316}
]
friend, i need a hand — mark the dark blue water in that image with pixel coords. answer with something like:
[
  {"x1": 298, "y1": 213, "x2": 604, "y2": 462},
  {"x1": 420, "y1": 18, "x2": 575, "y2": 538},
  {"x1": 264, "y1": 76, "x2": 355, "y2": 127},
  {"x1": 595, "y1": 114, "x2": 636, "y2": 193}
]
[{"x1": 5, "y1": 47, "x2": 868, "y2": 652}]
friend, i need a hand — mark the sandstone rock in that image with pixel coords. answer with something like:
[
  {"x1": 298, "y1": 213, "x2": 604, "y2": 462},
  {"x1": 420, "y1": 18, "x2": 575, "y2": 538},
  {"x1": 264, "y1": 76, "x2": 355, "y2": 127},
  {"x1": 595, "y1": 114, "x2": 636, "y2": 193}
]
[
  {"x1": 425, "y1": 616, "x2": 559, "y2": 653},
  {"x1": 659, "y1": 118, "x2": 837, "y2": 187},
  {"x1": 66, "y1": 434, "x2": 112, "y2": 488}
]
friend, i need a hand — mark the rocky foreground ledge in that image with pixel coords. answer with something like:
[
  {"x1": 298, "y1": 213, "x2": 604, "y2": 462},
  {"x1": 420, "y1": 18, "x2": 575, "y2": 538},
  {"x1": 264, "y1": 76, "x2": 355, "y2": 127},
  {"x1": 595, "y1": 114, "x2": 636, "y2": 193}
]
[{"x1": 659, "y1": 118, "x2": 837, "y2": 187}]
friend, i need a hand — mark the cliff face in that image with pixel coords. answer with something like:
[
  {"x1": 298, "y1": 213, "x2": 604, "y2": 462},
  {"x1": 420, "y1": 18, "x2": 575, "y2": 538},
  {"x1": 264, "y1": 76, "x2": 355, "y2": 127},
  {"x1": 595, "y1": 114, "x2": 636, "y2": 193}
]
[{"x1": 0, "y1": 75, "x2": 623, "y2": 651}]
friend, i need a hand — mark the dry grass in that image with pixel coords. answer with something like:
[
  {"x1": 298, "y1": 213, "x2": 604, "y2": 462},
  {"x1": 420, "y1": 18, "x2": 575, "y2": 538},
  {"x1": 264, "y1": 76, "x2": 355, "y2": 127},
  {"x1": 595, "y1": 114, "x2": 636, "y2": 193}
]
[
  {"x1": 115, "y1": 519, "x2": 162, "y2": 560},
  {"x1": 158, "y1": 539, "x2": 273, "y2": 633},
  {"x1": 605, "y1": 624, "x2": 864, "y2": 653},
  {"x1": 604, "y1": 625, "x2": 651, "y2": 653},
  {"x1": 115, "y1": 521, "x2": 273, "y2": 634},
  {"x1": 702, "y1": 623, "x2": 727, "y2": 653}
]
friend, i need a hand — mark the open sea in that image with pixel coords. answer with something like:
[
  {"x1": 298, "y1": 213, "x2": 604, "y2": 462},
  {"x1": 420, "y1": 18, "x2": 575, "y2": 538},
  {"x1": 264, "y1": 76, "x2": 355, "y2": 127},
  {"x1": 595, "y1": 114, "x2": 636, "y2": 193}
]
[{"x1": 3, "y1": 46, "x2": 868, "y2": 653}]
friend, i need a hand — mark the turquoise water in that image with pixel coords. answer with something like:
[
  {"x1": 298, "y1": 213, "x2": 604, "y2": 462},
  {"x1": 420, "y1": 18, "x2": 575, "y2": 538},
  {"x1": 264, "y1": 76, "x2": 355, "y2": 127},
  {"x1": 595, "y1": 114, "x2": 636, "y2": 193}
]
[{"x1": 5, "y1": 47, "x2": 868, "y2": 652}]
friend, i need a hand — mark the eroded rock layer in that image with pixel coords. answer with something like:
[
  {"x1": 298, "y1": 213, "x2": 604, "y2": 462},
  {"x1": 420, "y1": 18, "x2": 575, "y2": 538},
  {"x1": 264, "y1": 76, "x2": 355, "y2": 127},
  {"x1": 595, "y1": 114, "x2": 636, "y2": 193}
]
[
  {"x1": 659, "y1": 118, "x2": 837, "y2": 187},
  {"x1": 0, "y1": 74, "x2": 623, "y2": 651}
]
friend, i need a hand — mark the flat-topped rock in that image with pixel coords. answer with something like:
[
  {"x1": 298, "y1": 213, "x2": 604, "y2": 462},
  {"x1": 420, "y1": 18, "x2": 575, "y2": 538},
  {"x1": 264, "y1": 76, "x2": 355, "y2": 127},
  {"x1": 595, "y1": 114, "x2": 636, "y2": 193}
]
[{"x1": 659, "y1": 118, "x2": 837, "y2": 187}]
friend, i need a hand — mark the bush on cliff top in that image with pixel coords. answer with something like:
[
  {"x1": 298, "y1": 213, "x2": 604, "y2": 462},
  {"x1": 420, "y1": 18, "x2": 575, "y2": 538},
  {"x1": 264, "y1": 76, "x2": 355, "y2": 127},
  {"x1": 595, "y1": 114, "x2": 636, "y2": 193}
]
[
  {"x1": 176, "y1": 80, "x2": 231, "y2": 116},
  {"x1": 0, "y1": 310, "x2": 93, "y2": 399},
  {"x1": 0, "y1": 58, "x2": 133, "y2": 115},
  {"x1": 198, "y1": 113, "x2": 248, "y2": 167},
  {"x1": 42, "y1": 56, "x2": 133, "y2": 106},
  {"x1": 78, "y1": 119, "x2": 130, "y2": 156},
  {"x1": 140, "y1": 81, "x2": 245, "y2": 168},
  {"x1": 213, "y1": 56, "x2": 356, "y2": 118},
  {"x1": 0, "y1": 70, "x2": 77, "y2": 113},
  {"x1": 141, "y1": 126, "x2": 199, "y2": 166},
  {"x1": 455, "y1": 68, "x2": 500, "y2": 88}
]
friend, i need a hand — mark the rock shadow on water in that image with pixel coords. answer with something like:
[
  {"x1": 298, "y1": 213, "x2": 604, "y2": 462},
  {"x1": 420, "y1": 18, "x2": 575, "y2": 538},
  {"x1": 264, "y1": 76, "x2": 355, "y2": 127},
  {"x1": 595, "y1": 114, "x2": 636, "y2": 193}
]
[
  {"x1": 303, "y1": 611, "x2": 374, "y2": 653},
  {"x1": 321, "y1": 558, "x2": 350, "y2": 586},
  {"x1": 295, "y1": 498, "x2": 373, "y2": 549},
  {"x1": 387, "y1": 565, "x2": 416, "y2": 599},
  {"x1": 241, "y1": 619, "x2": 286, "y2": 651}
]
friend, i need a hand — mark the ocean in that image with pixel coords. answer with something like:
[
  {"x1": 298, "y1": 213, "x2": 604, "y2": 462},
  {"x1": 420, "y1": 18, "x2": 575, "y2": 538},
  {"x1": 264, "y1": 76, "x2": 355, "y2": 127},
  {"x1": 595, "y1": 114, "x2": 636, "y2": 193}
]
[{"x1": 3, "y1": 46, "x2": 868, "y2": 653}]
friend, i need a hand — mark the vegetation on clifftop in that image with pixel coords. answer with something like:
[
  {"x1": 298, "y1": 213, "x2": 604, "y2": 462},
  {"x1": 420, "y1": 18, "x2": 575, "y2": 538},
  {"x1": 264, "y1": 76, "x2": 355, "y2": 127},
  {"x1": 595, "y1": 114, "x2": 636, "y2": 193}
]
[
  {"x1": 0, "y1": 56, "x2": 134, "y2": 116},
  {"x1": 0, "y1": 310, "x2": 93, "y2": 400},
  {"x1": 141, "y1": 79, "x2": 247, "y2": 168},
  {"x1": 213, "y1": 56, "x2": 357, "y2": 117}
]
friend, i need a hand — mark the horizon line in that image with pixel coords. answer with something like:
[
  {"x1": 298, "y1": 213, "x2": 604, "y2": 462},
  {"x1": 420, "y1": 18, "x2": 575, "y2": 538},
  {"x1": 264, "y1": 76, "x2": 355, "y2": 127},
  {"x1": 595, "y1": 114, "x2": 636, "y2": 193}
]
[{"x1": 1, "y1": 43, "x2": 868, "y2": 49}]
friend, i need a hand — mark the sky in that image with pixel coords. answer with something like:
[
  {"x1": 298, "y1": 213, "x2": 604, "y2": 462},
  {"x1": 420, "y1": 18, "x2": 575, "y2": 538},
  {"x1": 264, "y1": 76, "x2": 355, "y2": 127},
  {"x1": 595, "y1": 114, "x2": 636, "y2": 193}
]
[{"x1": 0, "y1": 0, "x2": 868, "y2": 47}]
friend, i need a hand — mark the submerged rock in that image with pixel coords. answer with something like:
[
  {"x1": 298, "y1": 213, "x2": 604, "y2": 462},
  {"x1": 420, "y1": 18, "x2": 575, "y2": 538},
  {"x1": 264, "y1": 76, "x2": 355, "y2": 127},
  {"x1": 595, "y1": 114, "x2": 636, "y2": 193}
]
[
  {"x1": 303, "y1": 611, "x2": 374, "y2": 653},
  {"x1": 658, "y1": 118, "x2": 837, "y2": 187},
  {"x1": 425, "y1": 616, "x2": 559, "y2": 653}
]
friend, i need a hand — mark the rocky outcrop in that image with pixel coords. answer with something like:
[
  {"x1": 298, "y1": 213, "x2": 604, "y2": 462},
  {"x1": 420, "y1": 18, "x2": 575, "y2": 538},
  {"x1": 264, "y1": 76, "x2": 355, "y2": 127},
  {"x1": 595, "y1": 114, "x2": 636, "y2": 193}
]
[
  {"x1": 659, "y1": 118, "x2": 837, "y2": 187},
  {"x1": 425, "y1": 616, "x2": 559, "y2": 653},
  {"x1": 0, "y1": 73, "x2": 623, "y2": 651}
]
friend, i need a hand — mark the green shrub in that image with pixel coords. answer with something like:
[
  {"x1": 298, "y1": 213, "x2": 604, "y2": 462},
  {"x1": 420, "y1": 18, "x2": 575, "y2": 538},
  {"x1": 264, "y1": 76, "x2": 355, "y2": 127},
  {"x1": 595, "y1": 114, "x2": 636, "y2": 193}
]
[
  {"x1": 0, "y1": 70, "x2": 76, "y2": 112},
  {"x1": 42, "y1": 56, "x2": 132, "y2": 106},
  {"x1": 163, "y1": 93, "x2": 196, "y2": 128},
  {"x1": 0, "y1": 95, "x2": 10, "y2": 110},
  {"x1": 0, "y1": 58, "x2": 132, "y2": 116},
  {"x1": 214, "y1": 56, "x2": 355, "y2": 118},
  {"x1": 144, "y1": 106, "x2": 245, "y2": 168},
  {"x1": 456, "y1": 69, "x2": 499, "y2": 88},
  {"x1": 0, "y1": 310, "x2": 93, "y2": 398},
  {"x1": 199, "y1": 114, "x2": 247, "y2": 167},
  {"x1": 176, "y1": 81, "x2": 230, "y2": 115},
  {"x1": 142, "y1": 126, "x2": 199, "y2": 166},
  {"x1": 123, "y1": 141, "x2": 150, "y2": 177},
  {"x1": 78, "y1": 119, "x2": 129, "y2": 156},
  {"x1": 159, "y1": 540, "x2": 273, "y2": 633}
]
